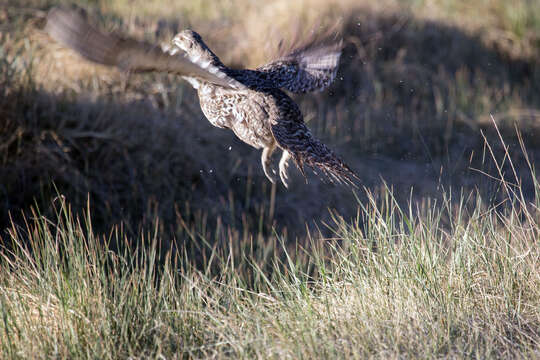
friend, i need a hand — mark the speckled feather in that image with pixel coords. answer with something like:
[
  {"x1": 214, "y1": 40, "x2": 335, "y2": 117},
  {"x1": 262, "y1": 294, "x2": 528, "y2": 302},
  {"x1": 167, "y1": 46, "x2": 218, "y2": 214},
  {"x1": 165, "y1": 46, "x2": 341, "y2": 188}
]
[{"x1": 45, "y1": 6, "x2": 358, "y2": 188}]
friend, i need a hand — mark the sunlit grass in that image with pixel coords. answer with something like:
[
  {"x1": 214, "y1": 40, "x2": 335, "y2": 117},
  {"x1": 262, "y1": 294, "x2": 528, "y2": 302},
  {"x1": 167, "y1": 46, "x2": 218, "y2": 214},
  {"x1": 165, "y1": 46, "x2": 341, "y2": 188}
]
[
  {"x1": 1, "y1": 157, "x2": 539, "y2": 358},
  {"x1": 2, "y1": 123, "x2": 539, "y2": 358}
]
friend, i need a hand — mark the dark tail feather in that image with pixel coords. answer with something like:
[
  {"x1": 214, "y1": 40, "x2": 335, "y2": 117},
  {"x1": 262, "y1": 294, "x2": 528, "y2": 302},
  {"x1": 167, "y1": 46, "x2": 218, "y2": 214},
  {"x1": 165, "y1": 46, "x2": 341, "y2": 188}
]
[{"x1": 290, "y1": 136, "x2": 359, "y2": 188}]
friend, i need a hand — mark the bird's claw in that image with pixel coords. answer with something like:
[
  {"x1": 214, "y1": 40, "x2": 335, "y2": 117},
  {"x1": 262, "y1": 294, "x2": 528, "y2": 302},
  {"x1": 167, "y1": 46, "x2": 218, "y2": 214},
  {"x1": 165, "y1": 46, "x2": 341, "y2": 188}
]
[
  {"x1": 279, "y1": 160, "x2": 289, "y2": 188},
  {"x1": 278, "y1": 150, "x2": 292, "y2": 189},
  {"x1": 263, "y1": 167, "x2": 277, "y2": 184},
  {"x1": 279, "y1": 169, "x2": 289, "y2": 188},
  {"x1": 261, "y1": 145, "x2": 277, "y2": 184}
]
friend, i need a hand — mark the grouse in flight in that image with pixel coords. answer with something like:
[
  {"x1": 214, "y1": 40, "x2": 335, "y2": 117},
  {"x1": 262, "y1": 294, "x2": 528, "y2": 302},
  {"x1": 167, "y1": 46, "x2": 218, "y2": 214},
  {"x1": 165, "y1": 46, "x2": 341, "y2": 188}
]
[{"x1": 45, "y1": 7, "x2": 358, "y2": 188}]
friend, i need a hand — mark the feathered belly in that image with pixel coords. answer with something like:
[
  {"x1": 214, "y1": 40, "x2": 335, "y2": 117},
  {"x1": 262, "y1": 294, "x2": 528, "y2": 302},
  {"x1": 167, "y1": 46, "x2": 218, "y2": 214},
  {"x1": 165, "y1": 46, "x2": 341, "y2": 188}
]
[
  {"x1": 229, "y1": 119, "x2": 272, "y2": 149},
  {"x1": 198, "y1": 87, "x2": 274, "y2": 149},
  {"x1": 198, "y1": 91, "x2": 235, "y2": 129}
]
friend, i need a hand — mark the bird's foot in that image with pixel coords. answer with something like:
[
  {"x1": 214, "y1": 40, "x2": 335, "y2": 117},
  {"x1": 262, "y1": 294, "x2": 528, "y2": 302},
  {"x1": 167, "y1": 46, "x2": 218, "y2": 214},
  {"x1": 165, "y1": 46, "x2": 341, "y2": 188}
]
[
  {"x1": 261, "y1": 145, "x2": 277, "y2": 184},
  {"x1": 279, "y1": 165, "x2": 289, "y2": 189},
  {"x1": 263, "y1": 163, "x2": 277, "y2": 184},
  {"x1": 279, "y1": 150, "x2": 291, "y2": 189}
]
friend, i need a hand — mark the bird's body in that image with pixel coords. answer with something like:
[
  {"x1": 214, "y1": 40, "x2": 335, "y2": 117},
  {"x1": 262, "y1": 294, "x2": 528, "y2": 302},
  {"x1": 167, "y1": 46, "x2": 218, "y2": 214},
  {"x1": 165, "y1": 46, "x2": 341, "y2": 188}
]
[
  {"x1": 45, "y1": 7, "x2": 358, "y2": 187},
  {"x1": 198, "y1": 86, "x2": 277, "y2": 149},
  {"x1": 186, "y1": 72, "x2": 302, "y2": 184}
]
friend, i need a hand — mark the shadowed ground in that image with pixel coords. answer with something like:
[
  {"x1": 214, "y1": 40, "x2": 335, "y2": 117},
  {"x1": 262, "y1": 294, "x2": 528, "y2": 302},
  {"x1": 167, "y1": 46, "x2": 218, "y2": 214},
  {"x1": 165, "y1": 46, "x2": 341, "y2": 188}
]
[{"x1": 1, "y1": 1, "x2": 539, "y2": 242}]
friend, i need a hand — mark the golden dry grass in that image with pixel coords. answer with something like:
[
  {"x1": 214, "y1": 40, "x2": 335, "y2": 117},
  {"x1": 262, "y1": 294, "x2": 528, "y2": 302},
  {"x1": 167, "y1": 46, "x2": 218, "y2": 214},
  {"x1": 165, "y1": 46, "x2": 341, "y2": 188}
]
[{"x1": 0, "y1": 0, "x2": 540, "y2": 357}]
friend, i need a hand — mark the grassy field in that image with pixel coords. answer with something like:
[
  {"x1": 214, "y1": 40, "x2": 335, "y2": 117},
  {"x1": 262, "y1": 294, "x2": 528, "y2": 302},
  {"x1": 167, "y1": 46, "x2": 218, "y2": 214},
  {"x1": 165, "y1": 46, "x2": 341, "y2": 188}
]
[
  {"x1": 1, "y1": 176, "x2": 539, "y2": 358},
  {"x1": 1, "y1": 0, "x2": 540, "y2": 358}
]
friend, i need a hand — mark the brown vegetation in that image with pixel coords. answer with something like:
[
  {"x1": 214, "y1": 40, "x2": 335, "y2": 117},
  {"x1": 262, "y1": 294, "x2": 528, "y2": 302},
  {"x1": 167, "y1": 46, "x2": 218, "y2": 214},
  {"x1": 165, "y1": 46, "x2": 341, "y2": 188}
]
[{"x1": 0, "y1": 1, "x2": 539, "y2": 356}]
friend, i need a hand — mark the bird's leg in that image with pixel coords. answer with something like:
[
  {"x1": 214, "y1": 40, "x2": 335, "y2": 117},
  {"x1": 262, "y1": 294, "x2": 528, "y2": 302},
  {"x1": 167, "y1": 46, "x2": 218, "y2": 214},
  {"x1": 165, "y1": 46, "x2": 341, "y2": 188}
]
[
  {"x1": 279, "y1": 150, "x2": 291, "y2": 188},
  {"x1": 261, "y1": 144, "x2": 277, "y2": 184}
]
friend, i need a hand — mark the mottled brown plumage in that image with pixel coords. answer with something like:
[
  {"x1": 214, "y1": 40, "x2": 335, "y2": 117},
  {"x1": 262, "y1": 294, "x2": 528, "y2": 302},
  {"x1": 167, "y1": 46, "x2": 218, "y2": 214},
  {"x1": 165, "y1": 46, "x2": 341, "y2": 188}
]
[{"x1": 45, "y1": 7, "x2": 358, "y2": 188}]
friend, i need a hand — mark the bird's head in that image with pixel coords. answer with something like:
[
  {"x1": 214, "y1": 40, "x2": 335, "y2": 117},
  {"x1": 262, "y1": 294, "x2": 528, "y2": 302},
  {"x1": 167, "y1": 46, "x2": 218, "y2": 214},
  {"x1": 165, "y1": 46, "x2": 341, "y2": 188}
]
[
  {"x1": 171, "y1": 29, "x2": 225, "y2": 70},
  {"x1": 172, "y1": 30, "x2": 208, "y2": 56}
]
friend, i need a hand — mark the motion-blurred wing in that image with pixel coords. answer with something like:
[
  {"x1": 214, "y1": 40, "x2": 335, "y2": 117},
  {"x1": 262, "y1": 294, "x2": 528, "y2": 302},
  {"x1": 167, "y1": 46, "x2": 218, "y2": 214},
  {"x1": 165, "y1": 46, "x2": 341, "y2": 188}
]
[
  {"x1": 45, "y1": 7, "x2": 246, "y2": 90},
  {"x1": 256, "y1": 30, "x2": 343, "y2": 93}
]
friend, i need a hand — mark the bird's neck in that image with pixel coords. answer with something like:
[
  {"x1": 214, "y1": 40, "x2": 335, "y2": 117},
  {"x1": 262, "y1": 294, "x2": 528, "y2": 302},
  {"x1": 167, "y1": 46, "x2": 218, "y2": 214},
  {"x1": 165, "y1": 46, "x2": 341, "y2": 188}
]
[{"x1": 190, "y1": 49, "x2": 228, "y2": 72}]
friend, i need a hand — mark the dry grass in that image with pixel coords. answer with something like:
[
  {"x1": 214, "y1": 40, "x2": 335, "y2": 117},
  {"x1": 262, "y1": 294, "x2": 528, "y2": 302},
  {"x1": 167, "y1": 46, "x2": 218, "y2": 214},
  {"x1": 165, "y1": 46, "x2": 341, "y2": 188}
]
[
  {"x1": 0, "y1": 0, "x2": 539, "y2": 357},
  {"x1": 1, "y1": 147, "x2": 539, "y2": 357}
]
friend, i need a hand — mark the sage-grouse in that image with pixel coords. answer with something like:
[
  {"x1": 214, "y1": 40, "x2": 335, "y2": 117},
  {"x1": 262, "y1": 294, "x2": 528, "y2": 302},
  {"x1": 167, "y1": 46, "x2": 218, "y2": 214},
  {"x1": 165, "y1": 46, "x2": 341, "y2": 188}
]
[{"x1": 45, "y1": 7, "x2": 358, "y2": 188}]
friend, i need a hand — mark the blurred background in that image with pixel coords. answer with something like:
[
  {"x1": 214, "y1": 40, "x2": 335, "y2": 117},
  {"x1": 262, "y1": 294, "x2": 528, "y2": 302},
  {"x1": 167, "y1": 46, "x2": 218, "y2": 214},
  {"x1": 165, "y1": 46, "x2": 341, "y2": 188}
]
[{"x1": 1, "y1": 0, "x2": 539, "y2": 247}]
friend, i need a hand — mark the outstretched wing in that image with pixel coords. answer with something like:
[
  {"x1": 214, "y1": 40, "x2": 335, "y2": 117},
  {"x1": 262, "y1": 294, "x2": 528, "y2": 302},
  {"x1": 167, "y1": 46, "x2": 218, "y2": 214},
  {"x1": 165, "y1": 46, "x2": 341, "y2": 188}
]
[
  {"x1": 45, "y1": 7, "x2": 246, "y2": 90},
  {"x1": 255, "y1": 29, "x2": 343, "y2": 93}
]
